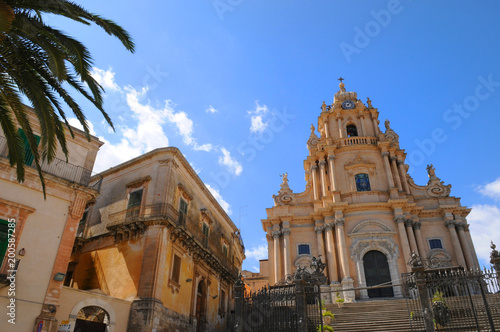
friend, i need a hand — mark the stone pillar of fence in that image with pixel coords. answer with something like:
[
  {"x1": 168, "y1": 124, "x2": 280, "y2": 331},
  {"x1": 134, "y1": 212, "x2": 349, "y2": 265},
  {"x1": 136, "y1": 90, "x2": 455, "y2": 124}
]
[
  {"x1": 233, "y1": 275, "x2": 245, "y2": 332},
  {"x1": 294, "y1": 279, "x2": 309, "y2": 332},
  {"x1": 409, "y1": 255, "x2": 436, "y2": 332}
]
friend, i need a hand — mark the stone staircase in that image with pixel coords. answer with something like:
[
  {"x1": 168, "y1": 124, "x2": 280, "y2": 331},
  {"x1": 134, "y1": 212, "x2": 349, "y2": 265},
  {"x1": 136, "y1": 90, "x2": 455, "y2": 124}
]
[{"x1": 323, "y1": 298, "x2": 419, "y2": 332}]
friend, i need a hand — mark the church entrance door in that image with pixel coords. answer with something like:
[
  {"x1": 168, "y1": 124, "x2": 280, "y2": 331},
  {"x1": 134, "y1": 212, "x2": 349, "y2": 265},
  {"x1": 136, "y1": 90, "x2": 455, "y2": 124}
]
[{"x1": 363, "y1": 250, "x2": 394, "y2": 298}]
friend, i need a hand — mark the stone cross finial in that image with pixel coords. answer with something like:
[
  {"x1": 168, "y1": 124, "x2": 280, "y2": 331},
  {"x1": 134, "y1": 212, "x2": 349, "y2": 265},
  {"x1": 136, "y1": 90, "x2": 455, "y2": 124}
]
[{"x1": 338, "y1": 77, "x2": 344, "y2": 83}]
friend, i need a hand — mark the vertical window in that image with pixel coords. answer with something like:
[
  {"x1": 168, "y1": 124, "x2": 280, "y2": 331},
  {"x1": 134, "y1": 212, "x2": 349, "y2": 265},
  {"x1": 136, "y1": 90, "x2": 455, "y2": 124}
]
[
  {"x1": 178, "y1": 198, "x2": 188, "y2": 225},
  {"x1": 429, "y1": 239, "x2": 443, "y2": 250},
  {"x1": 171, "y1": 254, "x2": 182, "y2": 284},
  {"x1": 202, "y1": 223, "x2": 209, "y2": 247},
  {"x1": 355, "y1": 173, "x2": 371, "y2": 192},
  {"x1": 298, "y1": 244, "x2": 311, "y2": 255},
  {"x1": 17, "y1": 128, "x2": 41, "y2": 166},
  {"x1": 220, "y1": 289, "x2": 226, "y2": 315},
  {"x1": 128, "y1": 189, "x2": 143, "y2": 208},
  {"x1": 126, "y1": 189, "x2": 143, "y2": 219},
  {"x1": 222, "y1": 243, "x2": 228, "y2": 257},
  {"x1": 76, "y1": 210, "x2": 89, "y2": 238},
  {"x1": 346, "y1": 125, "x2": 358, "y2": 137}
]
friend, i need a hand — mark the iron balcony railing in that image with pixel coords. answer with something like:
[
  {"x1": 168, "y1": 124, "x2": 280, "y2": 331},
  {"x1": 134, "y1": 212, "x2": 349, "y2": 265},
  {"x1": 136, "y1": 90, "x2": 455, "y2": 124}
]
[
  {"x1": 0, "y1": 135, "x2": 92, "y2": 186},
  {"x1": 108, "y1": 203, "x2": 239, "y2": 278}
]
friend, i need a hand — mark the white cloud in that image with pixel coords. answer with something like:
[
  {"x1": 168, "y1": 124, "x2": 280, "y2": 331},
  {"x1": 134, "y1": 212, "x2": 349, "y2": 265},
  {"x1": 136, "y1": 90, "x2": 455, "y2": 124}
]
[
  {"x1": 468, "y1": 204, "x2": 500, "y2": 267},
  {"x1": 67, "y1": 118, "x2": 96, "y2": 136},
  {"x1": 91, "y1": 67, "x2": 120, "y2": 92},
  {"x1": 248, "y1": 101, "x2": 269, "y2": 133},
  {"x1": 218, "y1": 147, "x2": 243, "y2": 176},
  {"x1": 477, "y1": 178, "x2": 500, "y2": 200},
  {"x1": 206, "y1": 105, "x2": 218, "y2": 114},
  {"x1": 193, "y1": 143, "x2": 213, "y2": 152},
  {"x1": 206, "y1": 184, "x2": 232, "y2": 215},
  {"x1": 245, "y1": 242, "x2": 268, "y2": 261}
]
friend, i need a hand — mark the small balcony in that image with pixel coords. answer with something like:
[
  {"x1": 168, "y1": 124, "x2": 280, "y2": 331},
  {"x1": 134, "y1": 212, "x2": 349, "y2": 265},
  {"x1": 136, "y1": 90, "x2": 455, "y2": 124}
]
[
  {"x1": 0, "y1": 135, "x2": 93, "y2": 187},
  {"x1": 107, "y1": 203, "x2": 239, "y2": 280},
  {"x1": 336, "y1": 136, "x2": 378, "y2": 147}
]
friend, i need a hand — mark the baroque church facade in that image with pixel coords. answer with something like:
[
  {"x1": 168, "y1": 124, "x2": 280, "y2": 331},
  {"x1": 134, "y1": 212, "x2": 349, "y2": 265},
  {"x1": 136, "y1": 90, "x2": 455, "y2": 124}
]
[{"x1": 260, "y1": 81, "x2": 479, "y2": 302}]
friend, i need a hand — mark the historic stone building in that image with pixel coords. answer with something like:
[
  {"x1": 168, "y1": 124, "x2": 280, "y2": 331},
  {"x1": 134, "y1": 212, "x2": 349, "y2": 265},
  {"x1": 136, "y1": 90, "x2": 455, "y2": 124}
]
[
  {"x1": 261, "y1": 81, "x2": 479, "y2": 302},
  {"x1": 66, "y1": 147, "x2": 245, "y2": 332},
  {"x1": 0, "y1": 106, "x2": 103, "y2": 332}
]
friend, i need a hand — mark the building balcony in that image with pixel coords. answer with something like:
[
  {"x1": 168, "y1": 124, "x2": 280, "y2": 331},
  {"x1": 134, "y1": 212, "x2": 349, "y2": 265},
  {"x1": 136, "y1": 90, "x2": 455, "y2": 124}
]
[
  {"x1": 336, "y1": 136, "x2": 378, "y2": 147},
  {"x1": 107, "y1": 203, "x2": 239, "y2": 281},
  {"x1": 0, "y1": 135, "x2": 95, "y2": 187}
]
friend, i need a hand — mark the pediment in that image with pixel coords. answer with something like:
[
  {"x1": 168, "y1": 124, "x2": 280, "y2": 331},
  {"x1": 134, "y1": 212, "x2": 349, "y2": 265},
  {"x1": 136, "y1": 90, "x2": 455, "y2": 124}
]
[
  {"x1": 344, "y1": 156, "x2": 375, "y2": 170},
  {"x1": 348, "y1": 220, "x2": 396, "y2": 239}
]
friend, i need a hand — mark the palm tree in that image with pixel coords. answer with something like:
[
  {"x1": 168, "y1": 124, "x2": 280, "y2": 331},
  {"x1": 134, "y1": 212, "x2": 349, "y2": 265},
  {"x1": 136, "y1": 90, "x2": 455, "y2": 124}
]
[{"x1": 0, "y1": 0, "x2": 134, "y2": 196}]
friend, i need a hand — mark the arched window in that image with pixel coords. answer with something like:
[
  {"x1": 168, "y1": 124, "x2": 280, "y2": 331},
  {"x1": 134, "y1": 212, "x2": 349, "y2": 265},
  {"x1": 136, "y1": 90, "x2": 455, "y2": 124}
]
[
  {"x1": 355, "y1": 173, "x2": 371, "y2": 191},
  {"x1": 346, "y1": 124, "x2": 358, "y2": 137}
]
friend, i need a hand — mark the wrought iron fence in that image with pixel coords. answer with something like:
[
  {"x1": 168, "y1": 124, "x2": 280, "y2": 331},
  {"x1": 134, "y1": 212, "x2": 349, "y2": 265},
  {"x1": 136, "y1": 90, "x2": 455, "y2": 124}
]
[
  {"x1": 234, "y1": 259, "x2": 326, "y2": 332},
  {"x1": 403, "y1": 268, "x2": 500, "y2": 331}
]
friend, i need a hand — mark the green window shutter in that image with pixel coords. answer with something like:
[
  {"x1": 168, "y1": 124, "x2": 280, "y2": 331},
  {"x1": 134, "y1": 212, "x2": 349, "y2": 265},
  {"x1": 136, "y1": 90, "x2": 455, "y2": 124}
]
[
  {"x1": 18, "y1": 129, "x2": 41, "y2": 166},
  {"x1": 179, "y1": 199, "x2": 188, "y2": 214},
  {"x1": 0, "y1": 219, "x2": 9, "y2": 267},
  {"x1": 127, "y1": 189, "x2": 143, "y2": 209}
]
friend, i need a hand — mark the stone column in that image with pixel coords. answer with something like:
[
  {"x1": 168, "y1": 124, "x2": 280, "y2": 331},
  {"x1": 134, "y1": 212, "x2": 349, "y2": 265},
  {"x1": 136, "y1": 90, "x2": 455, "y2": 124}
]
[
  {"x1": 446, "y1": 221, "x2": 467, "y2": 268},
  {"x1": 405, "y1": 219, "x2": 419, "y2": 256},
  {"x1": 282, "y1": 227, "x2": 292, "y2": 276},
  {"x1": 319, "y1": 160, "x2": 328, "y2": 197},
  {"x1": 382, "y1": 152, "x2": 395, "y2": 189},
  {"x1": 359, "y1": 115, "x2": 366, "y2": 136},
  {"x1": 273, "y1": 229, "x2": 282, "y2": 283},
  {"x1": 337, "y1": 117, "x2": 343, "y2": 138},
  {"x1": 315, "y1": 225, "x2": 326, "y2": 259},
  {"x1": 456, "y1": 223, "x2": 475, "y2": 270},
  {"x1": 267, "y1": 233, "x2": 275, "y2": 284},
  {"x1": 413, "y1": 222, "x2": 428, "y2": 259},
  {"x1": 464, "y1": 225, "x2": 480, "y2": 269},
  {"x1": 370, "y1": 114, "x2": 379, "y2": 136},
  {"x1": 398, "y1": 160, "x2": 411, "y2": 194},
  {"x1": 324, "y1": 122, "x2": 330, "y2": 138},
  {"x1": 324, "y1": 222, "x2": 338, "y2": 283},
  {"x1": 395, "y1": 215, "x2": 412, "y2": 271},
  {"x1": 391, "y1": 157, "x2": 403, "y2": 191},
  {"x1": 328, "y1": 155, "x2": 337, "y2": 192},
  {"x1": 311, "y1": 165, "x2": 319, "y2": 201},
  {"x1": 335, "y1": 218, "x2": 350, "y2": 280}
]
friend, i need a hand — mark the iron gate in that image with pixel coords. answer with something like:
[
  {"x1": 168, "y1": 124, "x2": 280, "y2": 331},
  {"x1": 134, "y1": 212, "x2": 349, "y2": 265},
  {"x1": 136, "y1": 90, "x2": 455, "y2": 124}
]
[
  {"x1": 234, "y1": 257, "x2": 327, "y2": 332},
  {"x1": 403, "y1": 268, "x2": 500, "y2": 331}
]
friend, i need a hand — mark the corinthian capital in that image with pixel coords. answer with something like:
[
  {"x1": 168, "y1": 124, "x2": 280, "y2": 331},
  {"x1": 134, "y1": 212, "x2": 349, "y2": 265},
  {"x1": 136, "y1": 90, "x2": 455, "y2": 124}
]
[
  {"x1": 272, "y1": 230, "x2": 281, "y2": 238},
  {"x1": 445, "y1": 220, "x2": 456, "y2": 228},
  {"x1": 314, "y1": 226, "x2": 324, "y2": 234},
  {"x1": 335, "y1": 218, "x2": 345, "y2": 226},
  {"x1": 394, "y1": 215, "x2": 405, "y2": 224},
  {"x1": 282, "y1": 228, "x2": 291, "y2": 236}
]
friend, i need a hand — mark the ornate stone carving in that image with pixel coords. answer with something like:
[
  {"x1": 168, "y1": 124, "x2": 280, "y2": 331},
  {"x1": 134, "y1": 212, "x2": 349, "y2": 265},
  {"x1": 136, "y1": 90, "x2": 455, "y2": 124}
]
[
  {"x1": 272, "y1": 230, "x2": 281, "y2": 238},
  {"x1": 273, "y1": 173, "x2": 296, "y2": 206},
  {"x1": 350, "y1": 238, "x2": 399, "y2": 262},
  {"x1": 445, "y1": 220, "x2": 456, "y2": 228},
  {"x1": 383, "y1": 119, "x2": 399, "y2": 142},
  {"x1": 159, "y1": 159, "x2": 179, "y2": 168},
  {"x1": 314, "y1": 226, "x2": 324, "y2": 233},
  {"x1": 335, "y1": 218, "x2": 345, "y2": 227},
  {"x1": 426, "y1": 164, "x2": 452, "y2": 197},
  {"x1": 307, "y1": 124, "x2": 319, "y2": 150},
  {"x1": 282, "y1": 228, "x2": 291, "y2": 236},
  {"x1": 394, "y1": 215, "x2": 405, "y2": 224},
  {"x1": 344, "y1": 156, "x2": 375, "y2": 171},
  {"x1": 324, "y1": 223, "x2": 335, "y2": 231}
]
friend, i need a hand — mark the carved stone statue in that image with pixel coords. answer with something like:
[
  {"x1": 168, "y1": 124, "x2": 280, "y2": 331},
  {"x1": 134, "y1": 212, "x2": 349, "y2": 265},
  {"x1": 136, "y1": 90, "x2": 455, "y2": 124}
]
[
  {"x1": 427, "y1": 164, "x2": 437, "y2": 179},
  {"x1": 310, "y1": 124, "x2": 315, "y2": 134},
  {"x1": 385, "y1": 119, "x2": 391, "y2": 131},
  {"x1": 280, "y1": 172, "x2": 288, "y2": 185},
  {"x1": 367, "y1": 97, "x2": 373, "y2": 108}
]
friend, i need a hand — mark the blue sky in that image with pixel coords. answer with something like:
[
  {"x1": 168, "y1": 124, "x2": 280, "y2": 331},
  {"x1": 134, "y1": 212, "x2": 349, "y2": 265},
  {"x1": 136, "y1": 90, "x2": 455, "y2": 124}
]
[{"x1": 48, "y1": 1, "x2": 500, "y2": 271}]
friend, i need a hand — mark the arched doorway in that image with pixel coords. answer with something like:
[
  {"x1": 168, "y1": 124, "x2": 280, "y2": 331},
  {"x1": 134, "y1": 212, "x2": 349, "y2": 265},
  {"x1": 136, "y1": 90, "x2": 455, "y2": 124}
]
[
  {"x1": 363, "y1": 250, "x2": 394, "y2": 298},
  {"x1": 196, "y1": 280, "x2": 207, "y2": 332},
  {"x1": 74, "y1": 306, "x2": 109, "y2": 332}
]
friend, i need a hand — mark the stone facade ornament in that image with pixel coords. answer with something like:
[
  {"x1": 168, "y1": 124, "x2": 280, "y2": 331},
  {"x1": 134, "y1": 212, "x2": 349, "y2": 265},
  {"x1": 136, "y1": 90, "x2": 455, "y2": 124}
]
[
  {"x1": 425, "y1": 164, "x2": 452, "y2": 197},
  {"x1": 273, "y1": 173, "x2": 296, "y2": 206},
  {"x1": 307, "y1": 124, "x2": 319, "y2": 150},
  {"x1": 383, "y1": 119, "x2": 399, "y2": 142},
  {"x1": 491, "y1": 241, "x2": 500, "y2": 271}
]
